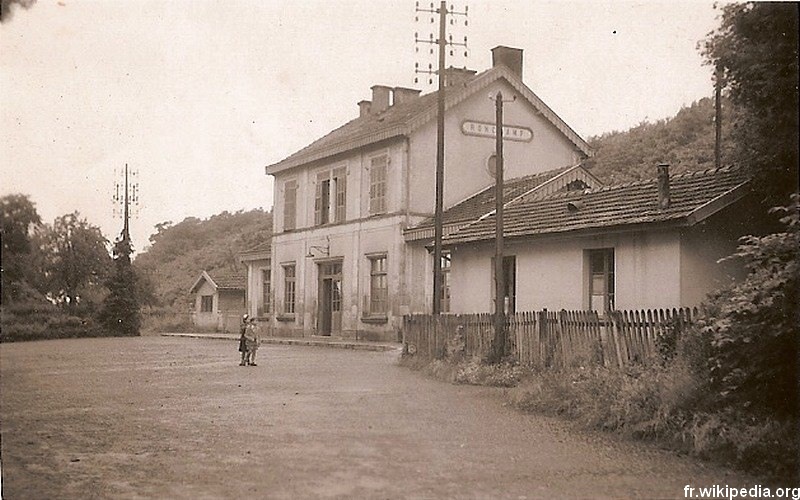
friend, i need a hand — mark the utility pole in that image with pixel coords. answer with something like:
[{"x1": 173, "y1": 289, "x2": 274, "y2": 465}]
[
  {"x1": 414, "y1": 1, "x2": 467, "y2": 315},
  {"x1": 490, "y1": 91, "x2": 514, "y2": 362},
  {"x1": 714, "y1": 66, "x2": 723, "y2": 169},
  {"x1": 104, "y1": 163, "x2": 142, "y2": 336},
  {"x1": 113, "y1": 163, "x2": 139, "y2": 244}
]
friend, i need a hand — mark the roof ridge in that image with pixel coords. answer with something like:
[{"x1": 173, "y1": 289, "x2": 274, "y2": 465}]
[
  {"x1": 506, "y1": 165, "x2": 571, "y2": 184},
  {"x1": 267, "y1": 64, "x2": 591, "y2": 173},
  {"x1": 586, "y1": 165, "x2": 747, "y2": 194}
]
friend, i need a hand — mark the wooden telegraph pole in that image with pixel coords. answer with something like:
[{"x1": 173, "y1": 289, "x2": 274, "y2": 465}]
[
  {"x1": 414, "y1": 1, "x2": 468, "y2": 315},
  {"x1": 113, "y1": 163, "x2": 138, "y2": 243},
  {"x1": 714, "y1": 66, "x2": 723, "y2": 169},
  {"x1": 491, "y1": 91, "x2": 515, "y2": 363}
]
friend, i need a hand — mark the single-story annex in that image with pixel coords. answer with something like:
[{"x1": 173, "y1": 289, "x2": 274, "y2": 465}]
[{"x1": 189, "y1": 271, "x2": 247, "y2": 333}]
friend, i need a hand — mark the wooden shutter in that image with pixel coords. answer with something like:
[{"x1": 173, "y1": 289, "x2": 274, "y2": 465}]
[
  {"x1": 334, "y1": 167, "x2": 346, "y2": 222},
  {"x1": 283, "y1": 180, "x2": 297, "y2": 231}
]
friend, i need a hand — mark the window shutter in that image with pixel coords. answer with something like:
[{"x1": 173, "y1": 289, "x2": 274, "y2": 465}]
[
  {"x1": 283, "y1": 180, "x2": 297, "y2": 231},
  {"x1": 314, "y1": 172, "x2": 326, "y2": 226},
  {"x1": 334, "y1": 167, "x2": 346, "y2": 222},
  {"x1": 369, "y1": 155, "x2": 387, "y2": 214}
]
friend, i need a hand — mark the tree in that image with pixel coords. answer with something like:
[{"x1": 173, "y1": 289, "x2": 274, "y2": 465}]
[
  {"x1": 585, "y1": 97, "x2": 739, "y2": 183},
  {"x1": 135, "y1": 209, "x2": 271, "y2": 310},
  {"x1": 698, "y1": 194, "x2": 799, "y2": 418},
  {"x1": 38, "y1": 212, "x2": 111, "y2": 312},
  {"x1": 700, "y1": 2, "x2": 800, "y2": 201},
  {"x1": 0, "y1": 0, "x2": 36, "y2": 22},
  {"x1": 99, "y1": 235, "x2": 140, "y2": 336},
  {"x1": 0, "y1": 194, "x2": 42, "y2": 304}
]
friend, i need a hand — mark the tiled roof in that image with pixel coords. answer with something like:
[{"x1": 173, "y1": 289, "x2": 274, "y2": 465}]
[
  {"x1": 239, "y1": 242, "x2": 272, "y2": 256},
  {"x1": 207, "y1": 272, "x2": 246, "y2": 290},
  {"x1": 266, "y1": 64, "x2": 591, "y2": 174},
  {"x1": 405, "y1": 165, "x2": 604, "y2": 241},
  {"x1": 268, "y1": 92, "x2": 438, "y2": 173},
  {"x1": 442, "y1": 166, "x2": 750, "y2": 245},
  {"x1": 418, "y1": 167, "x2": 572, "y2": 229}
]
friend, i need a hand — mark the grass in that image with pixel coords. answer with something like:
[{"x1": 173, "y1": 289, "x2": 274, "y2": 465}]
[{"x1": 401, "y1": 350, "x2": 799, "y2": 483}]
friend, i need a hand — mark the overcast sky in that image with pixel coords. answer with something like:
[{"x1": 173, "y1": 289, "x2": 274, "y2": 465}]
[{"x1": 1, "y1": 0, "x2": 724, "y2": 251}]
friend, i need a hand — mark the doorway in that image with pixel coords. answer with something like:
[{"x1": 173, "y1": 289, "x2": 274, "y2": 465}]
[
  {"x1": 503, "y1": 256, "x2": 516, "y2": 314},
  {"x1": 317, "y1": 260, "x2": 343, "y2": 336}
]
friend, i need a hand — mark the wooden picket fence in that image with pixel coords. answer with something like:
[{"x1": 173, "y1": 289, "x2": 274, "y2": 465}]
[{"x1": 403, "y1": 307, "x2": 698, "y2": 369}]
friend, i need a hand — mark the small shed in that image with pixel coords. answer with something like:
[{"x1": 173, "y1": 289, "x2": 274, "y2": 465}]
[{"x1": 189, "y1": 271, "x2": 247, "y2": 332}]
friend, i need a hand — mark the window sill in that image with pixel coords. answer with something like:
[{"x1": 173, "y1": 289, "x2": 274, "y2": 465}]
[
  {"x1": 276, "y1": 314, "x2": 296, "y2": 322},
  {"x1": 361, "y1": 314, "x2": 388, "y2": 324}
]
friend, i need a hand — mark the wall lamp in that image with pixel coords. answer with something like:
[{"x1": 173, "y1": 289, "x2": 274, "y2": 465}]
[{"x1": 305, "y1": 237, "x2": 330, "y2": 258}]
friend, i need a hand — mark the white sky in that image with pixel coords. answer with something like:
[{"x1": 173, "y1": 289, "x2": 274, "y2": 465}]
[{"x1": 1, "y1": 0, "x2": 724, "y2": 251}]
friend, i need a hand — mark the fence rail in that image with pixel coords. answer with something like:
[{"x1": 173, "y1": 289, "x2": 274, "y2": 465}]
[{"x1": 403, "y1": 307, "x2": 697, "y2": 369}]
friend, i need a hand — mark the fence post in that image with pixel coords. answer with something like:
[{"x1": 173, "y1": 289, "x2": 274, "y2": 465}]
[
  {"x1": 608, "y1": 311, "x2": 625, "y2": 368},
  {"x1": 536, "y1": 309, "x2": 547, "y2": 369}
]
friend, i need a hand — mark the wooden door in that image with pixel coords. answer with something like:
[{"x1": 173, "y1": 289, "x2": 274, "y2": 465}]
[{"x1": 318, "y1": 261, "x2": 343, "y2": 336}]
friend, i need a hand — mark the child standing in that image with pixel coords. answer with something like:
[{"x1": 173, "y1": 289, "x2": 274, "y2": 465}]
[
  {"x1": 238, "y1": 314, "x2": 249, "y2": 366},
  {"x1": 244, "y1": 318, "x2": 259, "y2": 366}
]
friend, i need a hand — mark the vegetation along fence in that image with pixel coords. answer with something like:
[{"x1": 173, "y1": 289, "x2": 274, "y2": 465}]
[{"x1": 402, "y1": 308, "x2": 698, "y2": 369}]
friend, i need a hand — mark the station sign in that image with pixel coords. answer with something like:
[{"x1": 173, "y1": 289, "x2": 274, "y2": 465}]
[{"x1": 461, "y1": 120, "x2": 533, "y2": 142}]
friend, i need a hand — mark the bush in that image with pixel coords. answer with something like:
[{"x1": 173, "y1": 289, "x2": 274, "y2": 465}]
[
  {"x1": 700, "y1": 195, "x2": 799, "y2": 418},
  {"x1": 139, "y1": 307, "x2": 210, "y2": 333},
  {"x1": 454, "y1": 358, "x2": 524, "y2": 387},
  {"x1": 0, "y1": 303, "x2": 102, "y2": 342}
]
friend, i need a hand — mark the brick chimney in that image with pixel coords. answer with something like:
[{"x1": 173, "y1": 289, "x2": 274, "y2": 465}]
[
  {"x1": 371, "y1": 85, "x2": 392, "y2": 114},
  {"x1": 358, "y1": 100, "x2": 372, "y2": 118},
  {"x1": 442, "y1": 66, "x2": 477, "y2": 88},
  {"x1": 393, "y1": 87, "x2": 421, "y2": 105},
  {"x1": 491, "y1": 46, "x2": 523, "y2": 78},
  {"x1": 657, "y1": 163, "x2": 671, "y2": 209}
]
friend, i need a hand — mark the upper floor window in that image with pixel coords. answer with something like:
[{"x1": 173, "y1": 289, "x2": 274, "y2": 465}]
[
  {"x1": 369, "y1": 154, "x2": 388, "y2": 215},
  {"x1": 315, "y1": 167, "x2": 347, "y2": 226},
  {"x1": 588, "y1": 248, "x2": 615, "y2": 311},
  {"x1": 283, "y1": 180, "x2": 297, "y2": 231}
]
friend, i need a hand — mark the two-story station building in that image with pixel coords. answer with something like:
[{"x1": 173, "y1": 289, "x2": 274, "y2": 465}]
[{"x1": 260, "y1": 46, "x2": 593, "y2": 341}]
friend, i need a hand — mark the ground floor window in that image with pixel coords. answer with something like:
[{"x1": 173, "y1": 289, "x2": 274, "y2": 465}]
[
  {"x1": 283, "y1": 264, "x2": 296, "y2": 314},
  {"x1": 260, "y1": 269, "x2": 271, "y2": 315},
  {"x1": 368, "y1": 254, "x2": 388, "y2": 314},
  {"x1": 490, "y1": 255, "x2": 516, "y2": 314},
  {"x1": 441, "y1": 251, "x2": 451, "y2": 313},
  {"x1": 200, "y1": 295, "x2": 213, "y2": 312},
  {"x1": 588, "y1": 248, "x2": 615, "y2": 311}
]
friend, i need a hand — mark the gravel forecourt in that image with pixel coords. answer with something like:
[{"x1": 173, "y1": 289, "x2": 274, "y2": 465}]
[{"x1": 0, "y1": 336, "x2": 756, "y2": 499}]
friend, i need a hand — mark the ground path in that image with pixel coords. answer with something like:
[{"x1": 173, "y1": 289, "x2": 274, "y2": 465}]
[{"x1": 1, "y1": 337, "x2": 755, "y2": 499}]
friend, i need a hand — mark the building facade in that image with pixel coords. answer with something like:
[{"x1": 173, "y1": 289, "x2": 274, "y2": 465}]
[
  {"x1": 189, "y1": 271, "x2": 247, "y2": 332},
  {"x1": 439, "y1": 165, "x2": 753, "y2": 314},
  {"x1": 261, "y1": 46, "x2": 591, "y2": 341},
  {"x1": 239, "y1": 243, "x2": 271, "y2": 320}
]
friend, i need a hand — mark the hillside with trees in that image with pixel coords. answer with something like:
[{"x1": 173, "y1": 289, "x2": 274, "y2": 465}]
[
  {"x1": 584, "y1": 96, "x2": 738, "y2": 184},
  {"x1": 134, "y1": 209, "x2": 272, "y2": 312}
]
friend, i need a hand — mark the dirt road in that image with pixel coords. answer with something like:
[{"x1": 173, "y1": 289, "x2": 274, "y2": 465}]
[{"x1": 1, "y1": 337, "x2": 752, "y2": 499}]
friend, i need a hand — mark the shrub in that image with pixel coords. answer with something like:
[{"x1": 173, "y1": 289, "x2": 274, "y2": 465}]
[
  {"x1": 0, "y1": 298, "x2": 105, "y2": 342},
  {"x1": 139, "y1": 307, "x2": 196, "y2": 333},
  {"x1": 455, "y1": 358, "x2": 524, "y2": 387},
  {"x1": 701, "y1": 195, "x2": 799, "y2": 419}
]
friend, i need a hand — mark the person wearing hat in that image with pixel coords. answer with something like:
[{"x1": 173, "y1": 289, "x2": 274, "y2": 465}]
[{"x1": 238, "y1": 314, "x2": 249, "y2": 366}]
